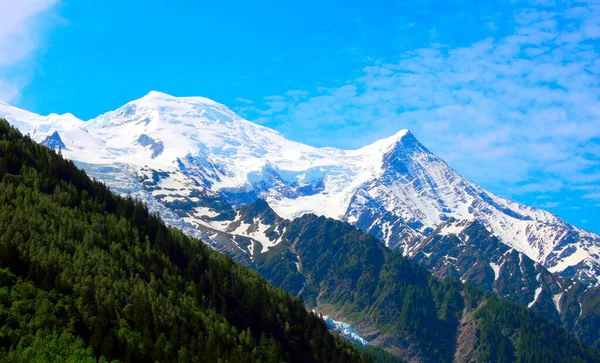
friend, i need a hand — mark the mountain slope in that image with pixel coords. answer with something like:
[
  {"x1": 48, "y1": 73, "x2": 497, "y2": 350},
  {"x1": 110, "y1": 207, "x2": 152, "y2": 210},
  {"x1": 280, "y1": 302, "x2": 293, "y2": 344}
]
[
  {"x1": 1, "y1": 91, "x2": 597, "y2": 287},
  {"x1": 0, "y1": 119, "x2": 376, "y2": 363},
  {"x1": 348, "y1": 133, "x2": 600, "y2": 285},
  {"x1": 412, "y1": 219, "x2": 600, "y2": 349},
  {"x1": 201, "y1": 198, "x2": 600, "y2": 352},
  {"x1": 224, "y1": 200, "x2": 600, "y2": 362}
]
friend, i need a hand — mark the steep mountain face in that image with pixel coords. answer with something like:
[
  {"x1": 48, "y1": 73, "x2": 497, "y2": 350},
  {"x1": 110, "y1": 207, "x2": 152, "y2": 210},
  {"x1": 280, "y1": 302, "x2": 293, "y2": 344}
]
[
  {"x1": 411, "y1": 219, "x2": 600, "y2": 348},
  {"x1": 1, "y1": 91, "x2": 599, "y2": 287},
  {"x1": 178, "y1": 197, "x2": 600, "y2": 350},
  {"x1": 346, "y1": 132, "x2": 600, "y2": 286},
  {"x1": 41, "y1": 130, "x2": 67, "y2": 150},
  {"x1": 413, "y1": 219, "x2": 565, "y2": 316},
  {"x1": 200, "y1": 199, "x2": 600, "y2": 362}
]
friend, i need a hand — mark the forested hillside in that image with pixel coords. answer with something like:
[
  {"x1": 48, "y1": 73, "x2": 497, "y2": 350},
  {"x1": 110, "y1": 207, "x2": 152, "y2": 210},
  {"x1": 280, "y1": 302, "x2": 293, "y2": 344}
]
[
  {"x1": 0, "y1": 119, "x2": 380, "y2": 362},
  {"x1": 230, "y1": 201, "x2": 600, "y2": 362}
]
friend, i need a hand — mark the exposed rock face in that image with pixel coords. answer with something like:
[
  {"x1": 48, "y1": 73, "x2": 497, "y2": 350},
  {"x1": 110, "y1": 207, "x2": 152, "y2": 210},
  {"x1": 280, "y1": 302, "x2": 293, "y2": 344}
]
[{"x1": 41, "y1": 131, "x2": 66, "y2": 150}]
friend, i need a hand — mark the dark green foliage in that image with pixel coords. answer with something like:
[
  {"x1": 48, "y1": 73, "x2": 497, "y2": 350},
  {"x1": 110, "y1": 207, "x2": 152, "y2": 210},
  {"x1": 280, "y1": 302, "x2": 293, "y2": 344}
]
[
  {"x1": 281, "y1": 215, "x2": 459, "y2": 360},
  {"x1": 0, "y1": 119, "x2": 372, "y2": 362},
  {"x1": 355, "y1": 345, "x2": 406, "y2": 363},
  {"x1": 474, "y1": 294, "x2": 595, "y2": 363},
  {"x1": 563, "y1": 283, "x2": 600, "y2": 350},
  {"x1": 252, "y1": 206, "x2": 600, "y2": 362},
  {"x1": 254, "y1": 242, "x2": 306, "y2": 295}
]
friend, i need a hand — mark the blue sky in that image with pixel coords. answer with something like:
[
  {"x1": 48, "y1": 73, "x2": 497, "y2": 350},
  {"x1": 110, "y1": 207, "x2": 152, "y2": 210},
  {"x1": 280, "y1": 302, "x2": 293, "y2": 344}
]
[{"x1": 1, "y1": 0, "x2": 599, "y2": 233}]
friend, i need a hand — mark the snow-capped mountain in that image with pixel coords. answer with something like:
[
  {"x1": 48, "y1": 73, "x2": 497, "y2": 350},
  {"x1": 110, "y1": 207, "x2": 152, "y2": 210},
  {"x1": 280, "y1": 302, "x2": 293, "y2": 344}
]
[{"x1": 2, "y1": 91, "x2": 599, "y2": 286}]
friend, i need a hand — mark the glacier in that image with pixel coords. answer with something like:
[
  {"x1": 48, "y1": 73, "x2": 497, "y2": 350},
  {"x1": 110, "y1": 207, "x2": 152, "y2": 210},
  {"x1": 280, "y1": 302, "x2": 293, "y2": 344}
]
[{"x1": 322, "y1": 315, "x2": 368, "y2": 346}]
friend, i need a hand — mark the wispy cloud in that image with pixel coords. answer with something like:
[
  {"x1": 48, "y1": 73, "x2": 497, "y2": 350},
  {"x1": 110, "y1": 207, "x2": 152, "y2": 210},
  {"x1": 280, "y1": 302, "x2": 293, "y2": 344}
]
[
  {"x1": 539, "y1": 201, "x2": 561, "y2": 209},
  {"x1": 238, "y1": 0, "x2": 600, "y2": 208},
  {"x1": 0, "y1": 0, "x2": 61, "y2": 102},
  {"x1": 235, "y1": 97, "x2": 254, "y2": 105}
]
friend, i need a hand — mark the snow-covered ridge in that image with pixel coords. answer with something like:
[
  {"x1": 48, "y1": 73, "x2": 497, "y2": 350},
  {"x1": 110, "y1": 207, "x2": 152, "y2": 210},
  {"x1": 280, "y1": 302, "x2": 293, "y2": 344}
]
[{"x1": 2, "y1": 91, "x2": 599, "y2": 286}]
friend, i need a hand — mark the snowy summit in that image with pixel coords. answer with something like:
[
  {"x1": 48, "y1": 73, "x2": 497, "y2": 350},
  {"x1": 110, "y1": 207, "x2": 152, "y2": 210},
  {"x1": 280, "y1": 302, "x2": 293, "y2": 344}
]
[{"x1": 1, "y1": 91, "x2": 600, "y2": 286}]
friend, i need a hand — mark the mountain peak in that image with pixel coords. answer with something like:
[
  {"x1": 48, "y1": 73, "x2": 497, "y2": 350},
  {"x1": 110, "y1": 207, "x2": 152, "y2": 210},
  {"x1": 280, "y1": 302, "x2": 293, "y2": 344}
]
[
  {"x1": 138, "y1": 90, "x2": 229, "y2": 109},
  {"x1": 142, "y1": 90, "x2": 176, "y2": 99},
  {"x1": 375, "y1": 128, "x2": 411, "y2": 146},
  {"x1": 47, "y1": 112, "x2": 77, "y2": 118},
  {"x1": 394, "y1": 129, "x2": 428, "y2": 151},
  {"x1": 41, "y1": 131, "x2": 66, "y2": 150},
  {"x1": 391, "y1": 128, "x2": 411, "y2": 140},
  {"x1": 89, "y1": 91, "x2": 238, "y2": 129},
  {"x1": 360, "y1": 128, "x2": 428, "y2": 155}
]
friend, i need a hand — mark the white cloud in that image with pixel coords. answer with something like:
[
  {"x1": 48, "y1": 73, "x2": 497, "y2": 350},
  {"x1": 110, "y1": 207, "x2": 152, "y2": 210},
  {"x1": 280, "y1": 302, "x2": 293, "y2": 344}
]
[
  {"x1": 235, "y1": 97, "x2": 254, "y2": 105},
  {"x1": 583, "y1": 192, "x2": 600, "y2": 200},
  {"x1": 0, "y1": 80, "x2": 20, "y2": 103},
  {"x1": 539, "y1": 201, "x2": 561, "y2": 208},
  {"x1": 243, "y1": 0, "x2": 600, "y2": 208},
  {"x1": 0, "y1": 0, "x2": 60, "y2": 103}
]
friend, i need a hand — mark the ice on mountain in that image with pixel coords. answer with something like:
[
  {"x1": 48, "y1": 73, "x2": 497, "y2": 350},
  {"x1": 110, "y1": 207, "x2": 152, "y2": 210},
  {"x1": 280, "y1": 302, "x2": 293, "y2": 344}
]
[{"x1": 322, "y1": 316, "x2": 368, "y2": 346}]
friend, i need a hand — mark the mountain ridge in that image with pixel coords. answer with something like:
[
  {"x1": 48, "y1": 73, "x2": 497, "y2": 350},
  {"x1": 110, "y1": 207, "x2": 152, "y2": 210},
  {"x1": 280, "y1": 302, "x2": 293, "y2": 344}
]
[
  {"x1": 222, "y1": 199, "x2": 600, "y2": 361},
  {"x1": 1, "y1": 92, "x2": 599, "y2": 287},
  {"x1": 180, "y1": 196, "x2": 600, "y2": 349}
]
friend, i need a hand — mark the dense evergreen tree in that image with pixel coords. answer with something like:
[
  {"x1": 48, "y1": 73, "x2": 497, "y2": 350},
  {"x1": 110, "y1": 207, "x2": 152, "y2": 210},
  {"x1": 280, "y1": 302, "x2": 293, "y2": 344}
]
[
  {"x1": 246, "y1": 204, "x2": 600, "y2": 362},
  {"x1": 0, "y1": 119, "x2": 374, "y2": 362}
]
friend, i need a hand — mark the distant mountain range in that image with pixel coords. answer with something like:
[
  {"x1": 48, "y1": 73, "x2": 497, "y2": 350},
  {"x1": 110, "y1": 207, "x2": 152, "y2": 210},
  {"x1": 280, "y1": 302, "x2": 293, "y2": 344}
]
[{"x1": 3, "y1": 91, "x2": 600, "y2": 352}]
